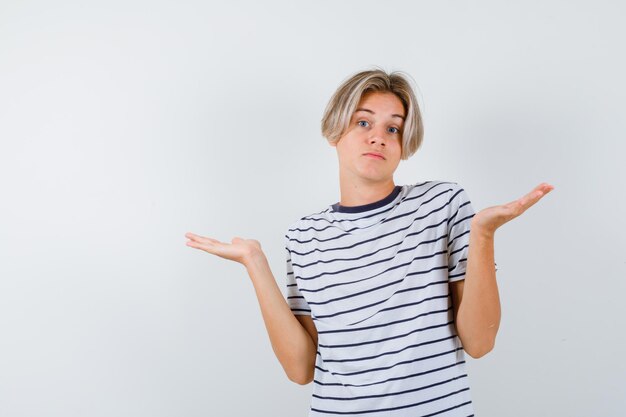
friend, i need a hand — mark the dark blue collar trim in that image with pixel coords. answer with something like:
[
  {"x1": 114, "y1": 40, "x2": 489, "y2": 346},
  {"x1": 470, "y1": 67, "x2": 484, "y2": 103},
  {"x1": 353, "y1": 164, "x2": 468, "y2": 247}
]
[{"x1": 331, "y1": 186, "x2": 402, "y2": 213}]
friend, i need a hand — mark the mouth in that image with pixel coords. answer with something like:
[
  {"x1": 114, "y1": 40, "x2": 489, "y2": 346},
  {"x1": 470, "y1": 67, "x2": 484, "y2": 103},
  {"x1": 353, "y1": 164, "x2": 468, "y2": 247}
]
[{"x1": 364, "y1": 153, "x2": 385, "y2": 160}]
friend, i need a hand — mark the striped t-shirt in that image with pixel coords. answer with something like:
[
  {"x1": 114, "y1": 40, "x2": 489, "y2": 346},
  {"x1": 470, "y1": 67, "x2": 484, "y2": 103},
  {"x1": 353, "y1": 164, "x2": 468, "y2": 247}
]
[{"x1": 285, "y1": 181, "x2": 476, "y2": 417}]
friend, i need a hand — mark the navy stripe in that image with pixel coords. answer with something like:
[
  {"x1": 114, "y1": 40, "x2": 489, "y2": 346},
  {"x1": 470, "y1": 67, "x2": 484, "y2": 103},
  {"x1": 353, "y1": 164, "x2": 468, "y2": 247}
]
[
  {"x1": 290, "y1": 207, "x2": 450, "y2": 255},
  {"x1": 449, "y1": 244, "x2": 469, "y2": 257},
  {"x1": 306, "y1": 277, "x2": 405, "y2": 305},
  {"x1": 447, "y1": 229, "x2": 470, "y2": 249},
  {"x1": 422, "y1": 401, "x2": 473, "y2": 417},
  {"x1": 296, "y1": 249, "x2": 448, "y2": 282},
  {"x1": 296, "y1": 260, "x2": 448, "y2": 294},
  {"x1": 450, "y1": 213, "x2": 473, "y2": 235},
  {"x1": 446, "y1": 200, "x2": 466, "y2": 227},
  {"x1": 320, "y1": 321, "x2": 454, "y2": 349},
  {"x1": 293, "y1": 221, "x2": 448, "y2": 268},
  {"x1": 345, "y1": 294, "x2": 450, "y2": 326},
  {"x1": 383, "y1": 187, "x2": 454, "y2": 224},
  {"x1": 448, "y1": 258, "x2": 467, "y2": 272},
  {"x1": 315, "y1": 347, "x2": 463, "y2": 377},
  {"x1": 313, "y1": 374, "x2": 468, "y2": 401},
  {"x1": 310, "y1": 388, "x2": 470, "y2": 415},
  {"x1": 288, "y1": 186, "x2": 457, "y2": 247},
  {"x1": 314, "y1": 359, "x2": 466, "y2": 388},
  {"x1": 449, "y1": 271, "x2": 466, "y2": 280},
  {"x1": 318, "y1": 306, "x2": 451, "y2": 335},
  {"x1": 321, "y1": 333, "x2": 457, "y2": 360},
  {"x1": 292, "y1": 182, "x2": 444, "y2": 229},
  {"x1": 314, "y1": 293, "x2": 449, "y2": 320}
]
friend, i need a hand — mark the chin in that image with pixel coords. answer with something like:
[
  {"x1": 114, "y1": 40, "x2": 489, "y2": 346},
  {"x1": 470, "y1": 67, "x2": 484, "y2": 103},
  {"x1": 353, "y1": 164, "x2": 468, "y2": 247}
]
[
  {"x1": 346, "y1": 163, "x2": 393, "y2": 182},
  {"x1": 359, "y1": 173, "x2": 392, "y2": 183}
]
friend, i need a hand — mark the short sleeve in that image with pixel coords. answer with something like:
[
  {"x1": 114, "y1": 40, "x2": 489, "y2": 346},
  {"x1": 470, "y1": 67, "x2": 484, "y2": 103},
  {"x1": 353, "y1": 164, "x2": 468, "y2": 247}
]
[
  {"x1": 285, "y1": 234, "x2": 311, "y2": 316},
  {"x1": 447, "y1": 185, "x2": 475, "y2": 282}
]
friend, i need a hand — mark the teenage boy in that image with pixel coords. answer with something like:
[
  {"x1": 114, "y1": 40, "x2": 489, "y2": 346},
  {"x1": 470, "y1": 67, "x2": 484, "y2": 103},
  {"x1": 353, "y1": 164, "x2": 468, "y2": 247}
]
[{"x1": 186, "y1": 69, "x2": 553, "y2": 416}]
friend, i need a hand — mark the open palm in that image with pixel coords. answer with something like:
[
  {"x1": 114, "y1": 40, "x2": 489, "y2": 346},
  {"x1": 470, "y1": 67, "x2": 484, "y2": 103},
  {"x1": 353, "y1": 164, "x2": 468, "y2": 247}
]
[
  {"x1": 472, "y1": 182, "x2": 554, "y2": 235},
  {"x1": 185, "y1": 232, "x2": 262, "y2": 266}
]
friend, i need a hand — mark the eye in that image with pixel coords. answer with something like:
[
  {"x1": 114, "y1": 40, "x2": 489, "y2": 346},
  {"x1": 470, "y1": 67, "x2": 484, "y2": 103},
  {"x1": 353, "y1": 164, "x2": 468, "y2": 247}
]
[
  {"x1": 357, "y1": 120, "x2": 369, "y2": 128},
  {"x1": 388, "y1": 127, "x2": 400, "y2": 134}
]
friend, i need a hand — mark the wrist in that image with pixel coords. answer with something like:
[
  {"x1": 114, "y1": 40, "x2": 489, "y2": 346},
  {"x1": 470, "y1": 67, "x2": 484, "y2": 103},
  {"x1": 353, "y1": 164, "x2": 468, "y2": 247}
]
[
  {"x1": 244, "y1": 248, "x2": 268, "y2": 272},
  {"x1": 470, "y1": 219, "x2": 496, "y2": 241}
]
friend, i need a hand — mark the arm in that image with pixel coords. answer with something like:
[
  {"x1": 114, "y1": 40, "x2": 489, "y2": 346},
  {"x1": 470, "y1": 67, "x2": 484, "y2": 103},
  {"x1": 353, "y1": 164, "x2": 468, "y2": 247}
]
[
  {"x1": 185, "y1": 233, "x2": 317, "y2": 384},
  {"x1": 450, "y1": 227, "x2": 500, "y2": 358},
  {"x1": 450, "y1": 183, "x2": 554, "y2": 359},
  {"x1": 246, "y1": 251, "x2": 318, "y2": 384}
]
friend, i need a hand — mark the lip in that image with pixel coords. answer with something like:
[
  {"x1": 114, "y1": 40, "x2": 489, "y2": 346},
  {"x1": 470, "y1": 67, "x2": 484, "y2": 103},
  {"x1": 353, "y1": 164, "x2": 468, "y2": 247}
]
[{"x1": 363, "y1": 152, "x2": 385, "y2": 160}]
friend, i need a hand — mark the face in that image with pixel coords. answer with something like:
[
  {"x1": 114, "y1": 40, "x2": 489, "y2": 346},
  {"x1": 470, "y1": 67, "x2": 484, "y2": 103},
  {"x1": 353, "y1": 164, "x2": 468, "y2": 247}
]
[{"x1": 331, "y1": 91, "x2": 405, "y2": 185}]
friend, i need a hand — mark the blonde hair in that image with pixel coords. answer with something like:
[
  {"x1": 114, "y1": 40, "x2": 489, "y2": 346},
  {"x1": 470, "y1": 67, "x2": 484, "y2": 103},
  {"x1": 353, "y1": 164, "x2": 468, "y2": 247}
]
[{"x1": 321, "y1": 69, "x2": 423, "y2": 160}]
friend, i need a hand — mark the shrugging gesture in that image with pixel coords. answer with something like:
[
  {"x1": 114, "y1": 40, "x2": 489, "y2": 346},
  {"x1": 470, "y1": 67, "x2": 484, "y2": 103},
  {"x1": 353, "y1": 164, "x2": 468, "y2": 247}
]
[
  {"x1": 452, "y1": 182, "x2": 555, "y2": 358},
  {"x1": 184, "y1": 231, "x2": 318, "y2": 384},
  {"x1": 472, "y1": 182, "x2": 555, "y2": 237},
  {"x1": 184, "y1": 233, "x2": 262, "y2": 266}
]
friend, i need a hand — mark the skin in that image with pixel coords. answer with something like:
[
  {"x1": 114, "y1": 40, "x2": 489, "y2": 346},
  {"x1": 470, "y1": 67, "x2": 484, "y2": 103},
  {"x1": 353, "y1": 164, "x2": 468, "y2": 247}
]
[
  {"x1": 330, "y1": 91, "x2": 404, "y2": 207},
  {"x1": 185, "y1": 91, "x2": 555, "y2": 383}
]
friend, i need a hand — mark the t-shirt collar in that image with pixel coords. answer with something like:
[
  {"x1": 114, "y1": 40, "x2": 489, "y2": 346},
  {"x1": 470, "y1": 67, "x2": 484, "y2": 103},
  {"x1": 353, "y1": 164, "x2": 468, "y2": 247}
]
[{"x1": 331, "y1": 185, "x2": 402, "y2": 213}]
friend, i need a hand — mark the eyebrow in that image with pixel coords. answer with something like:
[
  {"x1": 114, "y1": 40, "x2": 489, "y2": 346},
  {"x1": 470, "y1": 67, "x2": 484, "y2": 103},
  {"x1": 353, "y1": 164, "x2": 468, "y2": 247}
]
[{"x1": 355, "y1": 107, "x2": 405, "y2": 121}]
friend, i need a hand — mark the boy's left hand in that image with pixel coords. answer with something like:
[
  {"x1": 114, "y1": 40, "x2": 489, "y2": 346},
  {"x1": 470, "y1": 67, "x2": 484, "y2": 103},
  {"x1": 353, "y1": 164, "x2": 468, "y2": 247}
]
[{"x1": 471, "y1": 182, "x2": 555, "y2": 237}]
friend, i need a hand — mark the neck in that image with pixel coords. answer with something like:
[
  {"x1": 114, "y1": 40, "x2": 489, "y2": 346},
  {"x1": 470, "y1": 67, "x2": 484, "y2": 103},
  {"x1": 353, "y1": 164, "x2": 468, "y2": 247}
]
[{"x1": 338, "y1": 171, "x2": 396, "y2": 207}]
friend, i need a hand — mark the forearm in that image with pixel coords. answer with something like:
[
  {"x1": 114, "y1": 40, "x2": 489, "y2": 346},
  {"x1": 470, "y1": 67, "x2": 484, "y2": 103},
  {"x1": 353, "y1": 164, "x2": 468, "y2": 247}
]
[
  {"x1": 455, "y1": 221, "x2": 501, "y2": 358},
  {"x1": 244, "y1": 252, "x2": 317, "y2": 384}
]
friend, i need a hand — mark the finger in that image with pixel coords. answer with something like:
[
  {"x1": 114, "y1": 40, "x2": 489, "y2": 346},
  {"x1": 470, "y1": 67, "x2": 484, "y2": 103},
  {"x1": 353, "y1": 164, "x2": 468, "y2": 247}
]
[
  {"x1": 186, "y1": 238, "x2": 221, "y2": 253},
  {"x1": 503, "y1": 183, "x2": 553, "y2": 215},
  {"x1": 186, "y1": 239, "x2": 200, "y2": 247},
  {"x1": 186, "y1": 239, "x2": 210, "y2": 250},
  {"x1": 520, "y1": 183, "x2": 554, "y2": 206},
  {"x1": 531, "y1": 182, "x2": 554, "y2": 196},
  {"x1": 185, "y1": 232, "x2": 202, "y2": 241},
  {"x1": 185, "y1": 232, "x2": 221, "y2": 244}
]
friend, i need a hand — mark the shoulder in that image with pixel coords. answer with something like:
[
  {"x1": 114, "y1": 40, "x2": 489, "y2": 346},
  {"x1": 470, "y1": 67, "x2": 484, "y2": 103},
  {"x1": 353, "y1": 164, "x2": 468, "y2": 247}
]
[
  {"x1": 284, "y1": 208, "x2": 332, "y2": 247},
  {"x1": 400, "y1": 181, "x2": 473, "y2": 217},
  {"x1": 402, "y1": 180, "x2": 467, "y2": 199}
]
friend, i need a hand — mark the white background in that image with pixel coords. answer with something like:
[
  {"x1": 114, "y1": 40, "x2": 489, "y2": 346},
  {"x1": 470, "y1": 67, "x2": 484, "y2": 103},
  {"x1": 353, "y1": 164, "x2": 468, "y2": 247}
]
[{"x1": 1, "y1": 1, "x2": 625, "y2": 416}]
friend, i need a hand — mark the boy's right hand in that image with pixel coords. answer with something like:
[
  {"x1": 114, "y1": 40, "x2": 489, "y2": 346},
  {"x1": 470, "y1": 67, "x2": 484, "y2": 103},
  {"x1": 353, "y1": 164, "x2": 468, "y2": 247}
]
[{"x1": 185, "y1": 232, "x2": 263, "y2": 267}]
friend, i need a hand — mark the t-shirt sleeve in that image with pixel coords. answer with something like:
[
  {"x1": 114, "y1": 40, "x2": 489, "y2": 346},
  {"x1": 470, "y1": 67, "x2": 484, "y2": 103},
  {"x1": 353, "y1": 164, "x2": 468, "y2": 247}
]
[
  {"x1": 285, "y1": 233, "x2": 312, "y2": 316},
  {"x1": 447, "y1": 185, "x2": 475, "y2": 282}
]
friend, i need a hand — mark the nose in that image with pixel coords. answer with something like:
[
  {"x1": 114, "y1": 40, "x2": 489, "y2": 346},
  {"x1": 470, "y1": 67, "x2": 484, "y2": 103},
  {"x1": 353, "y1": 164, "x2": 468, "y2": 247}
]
[{"x1": 368, "y1": 126, "x2": 387, "y2": 146}]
